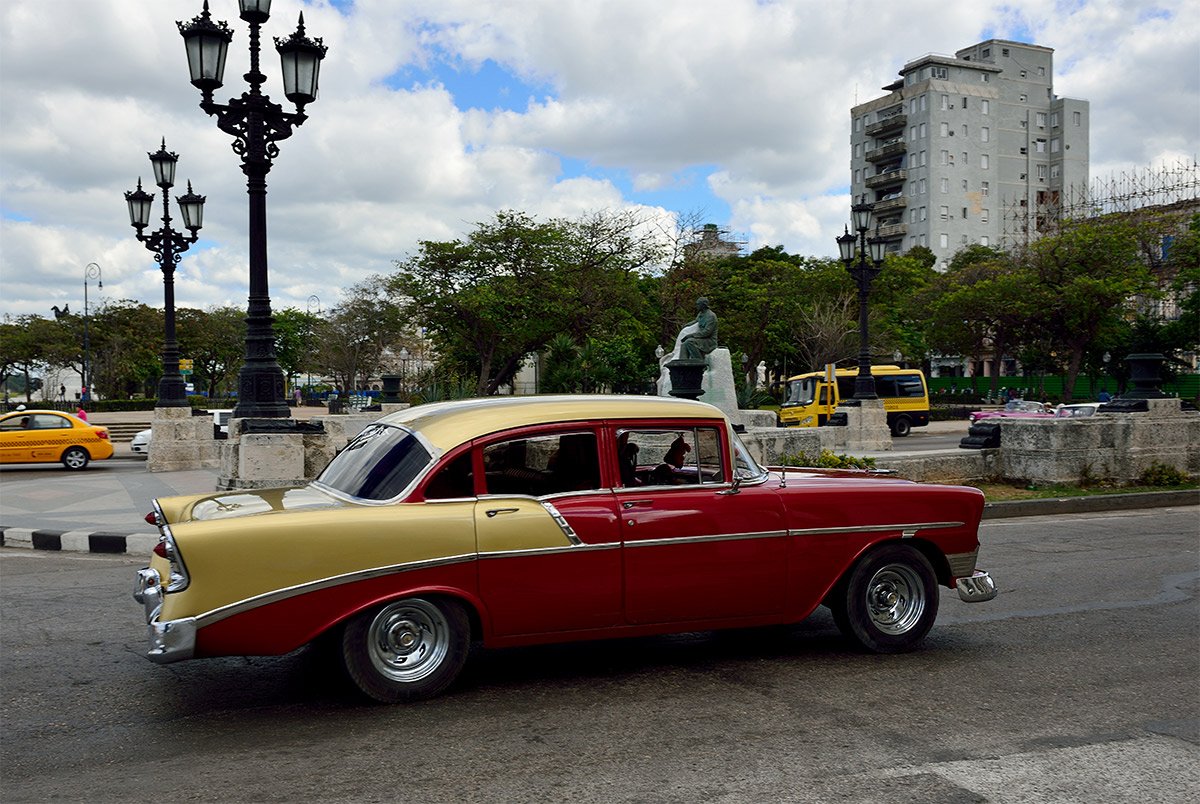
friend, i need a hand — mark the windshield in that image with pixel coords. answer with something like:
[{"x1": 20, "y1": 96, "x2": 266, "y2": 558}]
[
  {"x1": 315, "y1": 423, "x2": 433, "y2": 501},
  {"x1": 730, "y1": 428, "x2": 768, "y2": 482},
  {"x1": 786, "y1": 378, "x2": 816, "y2": 406}
]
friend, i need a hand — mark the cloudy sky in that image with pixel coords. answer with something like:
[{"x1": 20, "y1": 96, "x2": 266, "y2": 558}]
[{"x1": 1, "y1": 0, "x2": 1197, "y2": 321}]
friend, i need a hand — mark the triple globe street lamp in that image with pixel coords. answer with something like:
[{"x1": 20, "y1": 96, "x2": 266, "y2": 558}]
[
  {"x1": 124, "y1": 141, "x2": 206, "y2": 407},
  {"x1": 836, "y1": 202, "x2": 888, "y2": 401},
  {"x1": 177, "y1": 0, "x2": 328, "y2": 419}
]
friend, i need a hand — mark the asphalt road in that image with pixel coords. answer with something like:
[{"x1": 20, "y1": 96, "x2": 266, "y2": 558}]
[{"x1": 1, "y1": 507, "x2": 1197, "y2": 803}]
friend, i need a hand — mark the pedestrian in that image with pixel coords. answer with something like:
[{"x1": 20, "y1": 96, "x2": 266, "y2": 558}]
[
  {"x1": 58, "y1": 384, "x2": 67, "y2": 402},
  {"x1": 1098, "y1": 388, "x2": 1111, "y2": 403},
  {"x1": 76, "y1": 406, "x2": 88, "y2": 422}
]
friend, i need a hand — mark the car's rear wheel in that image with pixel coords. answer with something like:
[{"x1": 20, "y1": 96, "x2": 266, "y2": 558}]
[
  {"x1": 61, "y1": 446, "x2": 90, "y2": 470},
  {"x1": 341, "y1": 597, "x2": 470, "y2": 703},
  {"x1": 891, "y1": 416, "x2": 912, "y2": 437},
  {"x1": 831, "y1": 544, "x2": 938, "y2": 653}
]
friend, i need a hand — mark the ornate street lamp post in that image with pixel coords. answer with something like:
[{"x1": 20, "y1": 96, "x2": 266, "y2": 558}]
[
  {"x1": 125, "y1": 140, "x2": 206, "y2": 407},
  {"x1": 178, "y1": 0, "x2": 327, "y2": 419},
  {"x1": 836, "y1": 202, "x2": 887, "y2": 400},
  {"x1": 82, "y1": 262, "x2": 102, "y2": 402}
]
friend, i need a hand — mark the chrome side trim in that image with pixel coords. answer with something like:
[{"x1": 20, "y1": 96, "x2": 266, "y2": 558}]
[
  {"x1": 195, "y1": 553, "x2": 477, "y2": 627},
  {"x1": 789, "y1": 521, "x2": 963, "y2": 538},
  {"x1": 540, "y1": 501, "x2": 583, "y2": 545},
  {"x1": 478, "y1": 543, "x2": 620, "y2": 559},
  {"x1": 626, "y1": 530, "x2": 789, "y2": 549},
  {"x1": 946, "y1": 549, "x2": 980, "y2": 578}
]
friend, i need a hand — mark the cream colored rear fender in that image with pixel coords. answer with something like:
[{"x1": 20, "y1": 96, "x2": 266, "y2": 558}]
[{"x1": 160, "y1": 501, "x2": 478, "y2": 621}]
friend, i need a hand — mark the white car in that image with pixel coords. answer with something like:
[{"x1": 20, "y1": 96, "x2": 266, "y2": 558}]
[{"x1": 131, "y1": 428, "x2": 151, "y2": 457}]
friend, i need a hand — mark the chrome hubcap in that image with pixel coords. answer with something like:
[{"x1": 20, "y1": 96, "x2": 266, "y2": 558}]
[
  {"x1": 866, "y1": 564, "x2": 925, "y2": 635},
  {"x1": 367, "y1": 599, "x2": 449, "y2": 683}
]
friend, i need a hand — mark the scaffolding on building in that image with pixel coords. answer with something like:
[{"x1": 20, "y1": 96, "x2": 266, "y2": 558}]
[{"x1": 1001, "y1": 159, "x2": 1200, "y2": 254}]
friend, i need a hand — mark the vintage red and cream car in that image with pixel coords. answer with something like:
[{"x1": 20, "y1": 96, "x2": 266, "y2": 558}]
[{"x1": 134, "y1": 396, "x2": 997, "y2": 703}]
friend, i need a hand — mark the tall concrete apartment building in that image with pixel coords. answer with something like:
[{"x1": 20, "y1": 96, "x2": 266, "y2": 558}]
[{"x1": 849, "y1": 39, "x2": 1089, "y2": 266}]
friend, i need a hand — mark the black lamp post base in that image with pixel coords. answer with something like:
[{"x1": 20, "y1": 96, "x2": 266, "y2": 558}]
[
  {"x1": 156, "y1": 374, "x2": 191, "y2": 407},
  {"x1": 233, "y1": 364, "x2": 291, "y2": 418}
]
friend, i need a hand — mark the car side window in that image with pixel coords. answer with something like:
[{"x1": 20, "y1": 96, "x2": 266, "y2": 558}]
[
  {"x1": 32, "y1": 414, "x2": 70, "y2": 429},
  {"x1": 483, "y1": 431, "x2": 600, "y2": 497},
  {"x1": 616, "y1": 427, "x2": 725, "y2": 487},
  {"x1": 424, "y1": 451, "x2": 475, "y2": 500}
]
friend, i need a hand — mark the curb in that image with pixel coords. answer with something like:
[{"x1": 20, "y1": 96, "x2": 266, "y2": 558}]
[{"x1": 2, "y1": 490, "x2": 1196, "y2": 555}]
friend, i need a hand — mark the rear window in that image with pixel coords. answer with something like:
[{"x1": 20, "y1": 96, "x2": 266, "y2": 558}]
[{"x1": 316, "y1": 423, "x2": 433, "y2": 501}]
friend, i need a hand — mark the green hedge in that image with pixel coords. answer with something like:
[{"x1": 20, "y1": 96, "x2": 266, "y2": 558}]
[{"x1": 928, "y1": 374, "x2": 1199, "y2": 403}]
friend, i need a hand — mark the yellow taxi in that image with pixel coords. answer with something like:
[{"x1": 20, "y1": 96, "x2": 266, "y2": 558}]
[{"x1": 0, "y1": 409, "x2": 114, "y2": 469}]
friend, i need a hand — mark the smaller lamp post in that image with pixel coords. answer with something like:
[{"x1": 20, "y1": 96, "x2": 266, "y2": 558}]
[
  {"x1": 82, "y1": 263, "x2": 103, "y2": 401},
  {"x1": 837, "y1": 202, "x2": 887, "y2": 400},
  {"x1": 125, "y1": 139, "x2": 206, "y2": 407}
]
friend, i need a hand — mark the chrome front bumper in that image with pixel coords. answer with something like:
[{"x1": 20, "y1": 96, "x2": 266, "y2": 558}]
[
  {"x1": 956, "y1": 570, "x2": 998, "y2": 602},
  {"x1": 133, "y1": 568, "x2": 196, "y2": 664}
]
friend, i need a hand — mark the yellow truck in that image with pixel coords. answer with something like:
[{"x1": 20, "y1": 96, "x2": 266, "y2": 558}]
[{"x1": 779, "y1": 365, "x2": 930, "y2": 437}]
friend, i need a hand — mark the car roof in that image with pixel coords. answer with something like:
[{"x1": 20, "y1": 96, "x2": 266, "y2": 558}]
[
  {"x1": 379, "y1": 395, "x2": 728, "y2": 451},
  {"x1": 1, "y1": 409, "x2": 83, "y2": 421}
]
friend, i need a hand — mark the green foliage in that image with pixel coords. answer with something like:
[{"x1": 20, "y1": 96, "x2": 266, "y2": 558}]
[
  {"x1": 177, "y1": 306, "x2": 245, "y2": 398},
  {"x1": 1137, "y1": 462, "x2": 1191, "y2": 487},
  {"x1": 777, "y1": 450, "x2": 877, "y2": 470}
]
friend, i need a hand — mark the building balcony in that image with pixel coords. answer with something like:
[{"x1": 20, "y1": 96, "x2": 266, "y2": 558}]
[
  {"x1": 866, "y1": 112, "x2": 907, "y2": 138},
  {"x1": 875, "y1": 222, "x2": 907, "y2": 240},
  {"x1": 865, "y1": 168, "x2": 906, "y2": 189},
  {"x1": 865, "y1": 140, "x2": 906, "y2": 163},
  {"x1": 872, "y1": 196, "x2": 907, "y2": 215}
]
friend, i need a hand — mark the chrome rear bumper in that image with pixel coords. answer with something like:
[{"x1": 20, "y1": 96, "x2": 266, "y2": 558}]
[
  {"x1": 133, "y1": 568, "x2": 196, "y2": 664},
  {"x1": 956, "y1": 570, "x2": 998, "y2": 602}
]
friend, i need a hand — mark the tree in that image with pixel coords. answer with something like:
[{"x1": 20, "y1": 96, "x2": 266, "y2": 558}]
[
  {"x1": 177, "y1": 307, "x2": 245, "y2": 398},
  {"x1": 316, "y1": 277, "x2": 407, "y2": 392},
  {"x1": 88, "y1": 301, "x2": 162, "y2": 399},
  {"x1": 273, "y1": 307, "x2": 323, "y2": 394},
  {"x1": 1022, "y1": 217, "x2": 1156, "y2": 401},
  {"x1": 392, "y1": 210, "x2": 666, "y2": 396}
]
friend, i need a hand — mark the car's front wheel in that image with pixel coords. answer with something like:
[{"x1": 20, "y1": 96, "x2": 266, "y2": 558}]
[
  {"x1": 891, "y1": 416, "x2": 912, "y2": 437},
  {"x1": 61, "y1": 446, "x2": 90, "y2": 470},
  {"x1": 340, "y1": 597, "x2": 470, "y2": 703},
  {"x1": 831, "y1": 544, "x2": 938, "y2": 653}
]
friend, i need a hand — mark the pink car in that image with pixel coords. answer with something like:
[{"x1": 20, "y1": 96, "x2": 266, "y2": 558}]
[{"x1": 968, "y1": 400, "x2": 1053, "y2": 423}]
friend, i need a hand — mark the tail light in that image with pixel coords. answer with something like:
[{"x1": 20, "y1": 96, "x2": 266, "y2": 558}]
[
  {"x1": 98, "y1": 430, "x2": 110, "y2": 440},
  {"x1": 148, "y1": 500, "x2": 189, "y2": 592}
]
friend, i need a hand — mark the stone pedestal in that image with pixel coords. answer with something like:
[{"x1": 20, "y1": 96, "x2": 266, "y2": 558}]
[
  {"x1": 836, "y1": 399, "x2": 893, "y2": 452},
  {"x1": 147, "y1": 406, "x2": 219, "y2": 472},
  {"x1": 217, "y1": 419, "x2": 326, "y2": 491},
  {"x1": 739, "y1": 425, "x2": 837, "y2": 466},
  {"x1": 1000, "y1": 398, "x2": 1199, "y2": 484}
]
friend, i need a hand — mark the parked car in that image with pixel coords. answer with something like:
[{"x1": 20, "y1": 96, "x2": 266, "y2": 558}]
[
  {"x1": 1054, "y1": 403, "x2": 1101, "y2": 419},
  {"x1": 131, "y1": 428, "x2": 151, "y2": 457},
  {"x1": 0, "y1": 409, "x2": 113, "y2": 469},
  {"x1": 133, "y1": 396, "x2": 997, "y2": 703},
  {"x1": 968, "y1": 399, "x2": 1053, "y2": 423}
]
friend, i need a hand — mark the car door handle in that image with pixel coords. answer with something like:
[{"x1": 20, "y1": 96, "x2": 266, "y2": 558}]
[
  {"x1": 621, "y1": 499, "x2": 654, "y2": 509},
  {"x1": 485, "y1": 507, "x2": 520, "y2": 518}
]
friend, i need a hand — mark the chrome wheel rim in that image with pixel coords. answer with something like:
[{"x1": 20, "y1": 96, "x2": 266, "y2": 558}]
[
  {"x1": 64, "y1": 449, "x2": 86, "y2": 469},
  {"x1": 367, "y1": 599, "x2": 449, "y2": 683},
  {"x1": 865, "y1": 563, "x2": 925, "y2": 635}
]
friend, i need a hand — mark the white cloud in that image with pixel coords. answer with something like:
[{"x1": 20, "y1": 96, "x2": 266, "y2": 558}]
[{"x1": 2, "y1": 0, "x2": 1197, "y2": 321}]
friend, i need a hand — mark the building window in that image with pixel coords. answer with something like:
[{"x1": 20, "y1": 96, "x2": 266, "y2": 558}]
[
  {"x1": 920, "y1": 122, "x2": 927, "y2": 138},
  {"x1": 910, "y1": 99, "x2": 917, "y2": 114},
  {"x1": 983, "y1": 48, "x2": 992, "y2": 58},
  {"x1": 920, "y1": 95, "x2": 928, "y2": 111},
  {"x1": 940, "y1": 177, "x2": 949, "y2": 193},
  {"x1": 981, "y1": 181, "x2": 990, "y2": 196},
  {"x1": 981, "y1": 235, "x2": 989, "y2": 246},
  {"x1": 919, "y1": 233, "x2": 927, "y2": 246},
  {"x1": 1036, "y1": 112, "x2": 1047, "y2": 127},
  {"x1": 981, "y1": 209, "x2": 990, "y2": 223},
  {"x1": 909, "y1": 182, "x2": 917, "y2": 197},
  {"x1": 1051, "y1": 112, "x2": 1058, "y2": 127},
  {"x1": 1038, "y1": 66, "x2": 1046, "y2": 76},
  {"x1": 854, "y1": 143, "x2": 862, "y2": 158},
  {"x1": 981, "y1": 126, "x2": 990, "y2": 142},
  {"x1": 940, "y1": 205, "x2": 950, "y2": 220},
  {"x1": 920, "y1": 151, "x2": 927, "y2": 167},
  {"x1": 962, "y1": 152, "x2": 968, "y2": 164},
  {"x1": 980, "y1": 74, "x2": 990, "y2": 83},
  {"x1": 920, "y1": 206, "x2": 927, "y2": 221},
  {"x1": 940, "y1": 233, "x2": 949, "y2": 248},
  {"x1": 962, "y1": 234, "x2": 969, "y2": 244},
  {"x1": 919, "y1": 178, "x2": 927, "y2": 193},
  {"x1": 910, "y1": 126, "x2": 918, "y2": 141},
  {"x1": 962, "y1": 124, "x2": 969, "y2": 137},
  {"x1": 1050, "y1": 138, "x2": 1060, "y2": 153},
  {"x1": 940, "y1": 94, "x2": 949, "y2": 110},
  {"x1": 1037, "y1": 164, "x2": 1047, "y2": 180},
  {"x1": 940, "y1": 122, "x2": 949, "y2": 137},
  {"x1": 1073, "y1": 111, "x2": 1081, "y2": 125},
  {"x1": 910, "y1": 209, "x2": 917, "y2": 223},
  {"x1": 962, "y1": 207, "x2": 968, "y2": 219},
  {"x1": 932, "y1": 66, "x2": 948, "y2": 79},
  {"x1": 981, "y1": 154, "x2": 989, "y2": 169},
  {"x1": 854, "y1": 169, "x2": 861, "y2": 184},
  {"x1": 855, "y1": 117, "x2": 862, "y2": 131},
  {"x1": 1035, "y1": 139, "x2": 1047, "y2": 153},
  {"x1": 1051, "y1": 164, "x2": 1061, "y2": 179},
  {"x1": 962, "y1": 97, "x2": 968, "y2": 109},
  {"x1": 981, "y1": 99, "x2": 989, "y2": 115}
]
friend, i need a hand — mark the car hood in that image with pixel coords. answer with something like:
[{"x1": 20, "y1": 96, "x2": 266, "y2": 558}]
[{"x1": 159, "y1": 485, "x2": 348, "y2": 523}]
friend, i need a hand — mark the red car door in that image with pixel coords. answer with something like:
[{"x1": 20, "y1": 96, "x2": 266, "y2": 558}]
[{"x1": 613, "y1": 423, "x2": 788, "y2": 625}]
